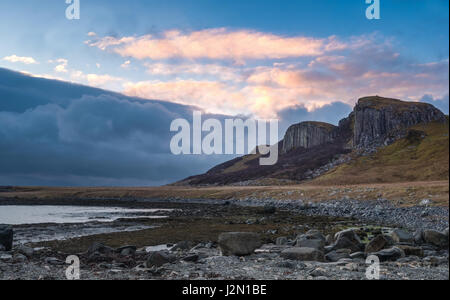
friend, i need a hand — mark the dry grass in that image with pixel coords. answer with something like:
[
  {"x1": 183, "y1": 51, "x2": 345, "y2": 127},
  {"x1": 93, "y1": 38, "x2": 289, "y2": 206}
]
[
  {"x1": 314, "y1": 121, "x2": 449, "y2": 185},
  {"x1": 1, "y1": 180, "x2": 448, "y2": 207}
]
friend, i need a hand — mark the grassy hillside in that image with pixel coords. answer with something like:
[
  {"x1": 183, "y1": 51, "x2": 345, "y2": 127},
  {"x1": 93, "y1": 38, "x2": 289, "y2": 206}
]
[{"x1": 314, "y1": 120, "x2": 449, "y2": 185}]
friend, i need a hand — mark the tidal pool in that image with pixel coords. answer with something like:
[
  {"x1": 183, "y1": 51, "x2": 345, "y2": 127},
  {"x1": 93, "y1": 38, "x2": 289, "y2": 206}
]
[{"x1": 0, "y1": 205, "x2": 171, "y2": 225}]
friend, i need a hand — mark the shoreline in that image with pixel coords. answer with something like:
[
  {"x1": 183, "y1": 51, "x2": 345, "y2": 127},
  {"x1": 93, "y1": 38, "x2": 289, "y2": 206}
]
[{"x1": 1, "y1": 185, "x2": 448, "y2": 280}]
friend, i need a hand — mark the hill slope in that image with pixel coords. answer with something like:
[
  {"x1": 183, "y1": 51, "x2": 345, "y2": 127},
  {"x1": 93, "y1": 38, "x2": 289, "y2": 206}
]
[
  {"x1": 314, "y1": 120, "x2": 449, "y2": 185},
  {"x1": 179, "y1": 96, "x2": 448, "y2": 186}
]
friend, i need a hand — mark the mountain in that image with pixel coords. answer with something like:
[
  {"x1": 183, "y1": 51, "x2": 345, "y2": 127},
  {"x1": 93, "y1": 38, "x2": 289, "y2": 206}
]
[{"x1": 178, "y1": 96, "x2": 448, "y2": 186}]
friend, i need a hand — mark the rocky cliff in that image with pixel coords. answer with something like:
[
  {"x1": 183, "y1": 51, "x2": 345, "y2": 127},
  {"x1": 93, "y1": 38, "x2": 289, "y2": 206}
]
[
  {"x1": 282, "y1": 121, "x2": 337, "y2": 153},
  {"x1": 353, "y1": 96, "x2": 447, "y2": 149},
  {"x1": 178, "y1": 96, "x2": 448, "y2": 186}
]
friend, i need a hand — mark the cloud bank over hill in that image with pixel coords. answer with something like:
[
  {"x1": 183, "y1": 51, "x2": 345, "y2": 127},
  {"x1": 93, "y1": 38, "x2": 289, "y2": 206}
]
[{"x1": 1, "y1": 68, "x2": 447, "y2": 186}]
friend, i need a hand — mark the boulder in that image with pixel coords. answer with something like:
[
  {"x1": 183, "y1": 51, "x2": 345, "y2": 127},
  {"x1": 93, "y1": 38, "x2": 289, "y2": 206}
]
[
  {"x1": 369, "y1": 247, "x2": 405, "y2": 262},
  {"x1": 87, "y1": 242, "x2": 114, "y2": 255},
  {"x1": 365, "y1": 235, "x2": 393, "y2": 253},
  {"x1": 396, "y1": 245, "x2": 424, "y2": 257},
  {"x1": 391, "y1": 229, "x2": 414, "y2": 244},
  {"x1": 325, "y1": 249, "x2": 351, "y2": 262},
  {"x1": 0, "y1": 225, "x2": 13, "y2": 251},
  {"x1": 280, "y1": 247, "x2": 325, "y2": 262},
  {"x1": 276, "y1": 237, "x2": 288, "y2": 246},
  {"x1": 414, "y1": 229, "x2": 424, "y2": 244},
  {"x1": 218, "y1": 232, "x2": 262, "y2": 256},
  {"x1": 332, "y1": 229, "x2": 362, "y2": 252},
  {"x1": 182, "y1": 254, "x2": 199, "y2": 262},
  {"x1": 116, "y1": 245, "x2": 137, "y2": 256},
  {"x1": 17, "y1": 245, "x2": 34, "y2": 258},
  {"x1": 13, "y1": 253, "x2": 27, "y2": 263},
  {"x1": 422, "y1": 230, "x2": 449, "y2": 249},
  {"x1": 146, "y1": 251, "x2": 176, "y2": 268},
  {"x1": 171, "y1": 241, "x2": 194, "y2": 252},
  {"x1": 350, "y1": 252, "x2": 366, "y2": 260},
  {"x1": 295, "y1": 238, "x2": 325, "y2": 250}
]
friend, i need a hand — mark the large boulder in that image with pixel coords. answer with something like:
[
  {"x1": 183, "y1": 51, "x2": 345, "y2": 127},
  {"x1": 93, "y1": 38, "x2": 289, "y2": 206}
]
[
  {"x1": 391, "y1": 229, "x2": 414, "y2": 244},
  {"x1": 332, "y1": 229, "x2": 363, "y2": 252},
  {"x1": 365, "y1": 235, "x2": 393, "y2": 253},
  {"x1": 218, "y1": 232, "x2": 262, "y2": 256},
  {"x1": 295, "y1": 230, "x2": 326, "y2": 250},
  {"x1": 422, "y1": 230, "x2": 449, "y2": 249},
  {"x1": 146, "y1": 251, "x2": 176, "y2": 268},
  {"x1": 0, "y1": 225, "x2": 13, "y2": 251},
  {"x1": 87, "y1": 242, "x2": 114, "y2": 255},
  {"x1": 280, "y1": 247, "x2": 325, "y2": 262},
  {"x1": 369, "y1": 247, "x2": 405, "y2": 262},
  {"x1": 396, "y1": 245, "x2": 424, "y2": 257},
  {"x1": 325, "y1": 249, "x2": 351, "y2": 262}
]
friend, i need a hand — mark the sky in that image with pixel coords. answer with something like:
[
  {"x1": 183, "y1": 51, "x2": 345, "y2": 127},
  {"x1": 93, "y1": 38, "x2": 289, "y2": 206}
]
[{"x1": 0, "y1": 0, "x2": 449, "y2": 186}]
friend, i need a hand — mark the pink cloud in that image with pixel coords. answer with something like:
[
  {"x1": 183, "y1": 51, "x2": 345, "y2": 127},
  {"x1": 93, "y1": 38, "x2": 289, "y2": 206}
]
[{"x1": 87, "y1": 28, "x2": 337, "y2": 62}]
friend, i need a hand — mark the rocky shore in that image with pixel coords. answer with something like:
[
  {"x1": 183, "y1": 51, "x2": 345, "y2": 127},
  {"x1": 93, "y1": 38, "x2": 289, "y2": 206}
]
[{"x1": 0, "y1": 198, "x2": 449, "y2": 280}]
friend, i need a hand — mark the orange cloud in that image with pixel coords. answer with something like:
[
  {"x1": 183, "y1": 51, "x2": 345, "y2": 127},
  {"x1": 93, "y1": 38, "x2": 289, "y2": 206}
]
[{"x1": 87, "y1": 28, "x2": 335, "y2": 62}]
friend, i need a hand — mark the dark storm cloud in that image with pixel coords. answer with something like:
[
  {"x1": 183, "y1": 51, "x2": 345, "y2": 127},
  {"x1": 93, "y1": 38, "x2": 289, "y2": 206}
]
[{"x1": 0, "y1": 68, "x2": 234, "y2": 186}]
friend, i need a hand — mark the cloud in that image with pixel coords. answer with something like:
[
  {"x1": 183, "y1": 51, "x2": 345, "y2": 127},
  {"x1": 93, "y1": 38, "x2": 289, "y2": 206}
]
[
  {"x1": 277, "y1": 101, "x2": 353, "y2": 134},
  {"x1": 420, "y1": 94, "x2": 449, "y2": 114},
  {"x1": 0, "y1": 68, "x2": 234, "y2": 186},
  {"x1": 70, "y1": 70, "x2": 124, "y2": 88},
  {"x1": 106, "y1": 32, "x2": 446, "y2": 118},
  {"x1": 121, "y1": 60, "x2": 131, "y2": 68},
  {"x1": 86, "y1": 28, "x2": 342, "y2": 62},
  {"x1": 145, "y1": 62, "x2": 243, "y2": 82},
  {"x1": 3, "y1": 55, "x2": 37, "y2": 64},
  {"x1": 49, "y1": 58, "x2": 69, "y2": 73}
]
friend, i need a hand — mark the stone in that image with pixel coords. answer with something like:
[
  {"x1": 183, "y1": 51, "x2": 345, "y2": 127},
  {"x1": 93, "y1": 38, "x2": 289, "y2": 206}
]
[
  {"x1": 276, "y1": 237, "x2": 288, "y2": 246},
  {"x1": 324, "y1": 234, "x2": 333, "y2": 245},
  {"x1": 325, "y1": 249, "x2": 351, "y2": 262},
  {"x1": 17, "y1": 245, "x2": 34, "y2": 258},
  {"x1": 350, "y1": 252, "x2": 366, "y2": 260},
  {"x1": 303, "y1": 230, "x2": 326, "y2": 242},
  {"x1": 87, "y1": 242, "x2": 114, "y2": 255},
  {"x1": 369, "y1": 247, "x2": 405, "y2": 262},
  {"x1": 414, "y1": 229, "x2": 424, "y2": 244},
  {"x1": 117, "y1": 245, "x2": 136, "y2": 256},
  {"x1": 391, "y1": 229, "x2": 414, "y2": 244},
  {"x1": 45, "y1": 257, "x2": 64, "y2": 265},
  {"x1": 365, "y1": 235, "x2": 393, "y2": 253},
  {"x1": 295, "y1": 238, "x2": 325, "y2": 251},
  {"x1": 422, "y1": 230, "x2": 449, "y2": 249},
  {"x1": 146, "y1": 251, "x2": 176, "y2": 268},
  {"x1": 396, "y1": 245, "x2": 424, "y2": 257},
  {"x1": 0, "y1": 253, "x2": 13, "y2": 262},
  {"x1": 0, "y1": 224, "x2": 13, "y2": 251},
  {"x1": 13, "y1": 253, "x2": 27, "y2": 263},
  {"x1": 182, "y1": 254, "x2": 199, "y2": 262},
  {"x1": 218, "y1": 232, "x2": 262, "y2": 256},
  {"x1": 331, "y1": 229, "x2": 362, "y2": 252},
  {"x1": 423, "y1": 256, "x2": 448, "y2": 266},
  {"x1": 308, "y1": 267, "x2": 328, "y2": 277},
  {"x1": 280, "y1": 247, "x2": 325, "y2": 262}
]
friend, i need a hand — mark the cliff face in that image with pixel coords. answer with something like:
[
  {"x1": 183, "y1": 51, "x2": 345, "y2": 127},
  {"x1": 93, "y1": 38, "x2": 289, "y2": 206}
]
[
  {"x1": 178, "y1": 96, "x2": 448, "y2": 186},
  {"x1": 353, "y1": 96, "x2": 447, "y2": 148},
  {"x1": 282, "y1": 121, "x2": 337, "y2": 153}
]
